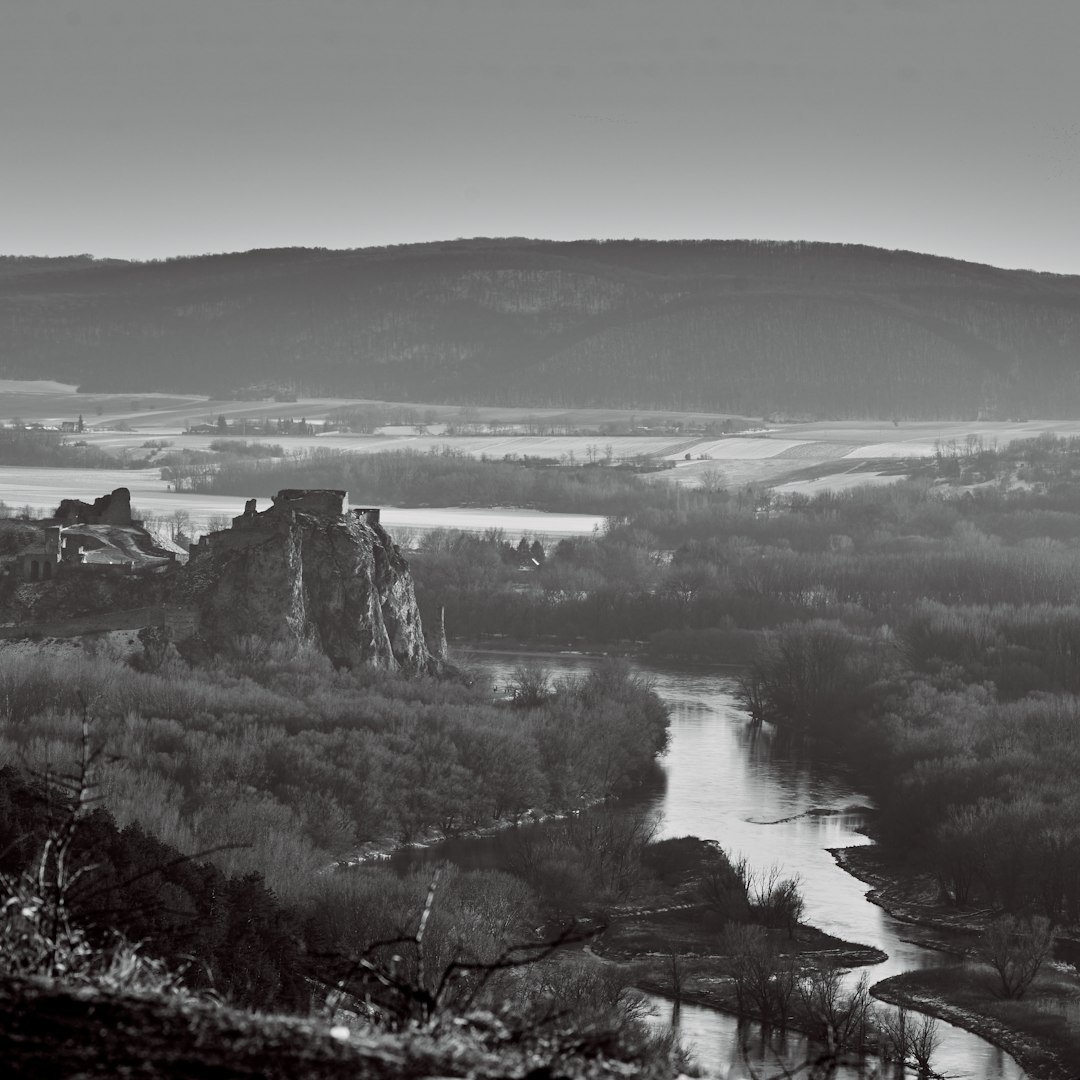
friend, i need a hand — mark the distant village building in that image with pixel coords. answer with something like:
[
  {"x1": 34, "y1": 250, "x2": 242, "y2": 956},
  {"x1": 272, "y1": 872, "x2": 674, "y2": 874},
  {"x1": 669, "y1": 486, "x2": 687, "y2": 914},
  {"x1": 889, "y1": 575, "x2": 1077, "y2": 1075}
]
[{"x1": 20, "y1": 527, "x2": 63, "y2": 582}]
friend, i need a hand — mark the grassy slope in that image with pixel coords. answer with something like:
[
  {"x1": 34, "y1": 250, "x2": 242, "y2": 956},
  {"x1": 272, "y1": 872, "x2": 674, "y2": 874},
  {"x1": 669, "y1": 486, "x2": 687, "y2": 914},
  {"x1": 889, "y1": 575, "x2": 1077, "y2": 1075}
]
[{"x1": 3, "y1": 240, "x2": 1080, "y2": 418}]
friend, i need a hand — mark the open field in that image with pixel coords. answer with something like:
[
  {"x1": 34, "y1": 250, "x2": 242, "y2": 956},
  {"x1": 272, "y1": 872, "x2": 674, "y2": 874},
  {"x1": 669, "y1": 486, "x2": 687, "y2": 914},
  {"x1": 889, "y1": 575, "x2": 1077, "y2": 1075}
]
[
  {"x1": 0, "y1": 382, "x2": 751, "y2": 435},
  {"x1": 0, "y1": 467, "x2": 604, "y2": 540},
  {"x1": 771, "y1": 470, "x2": 899, "y2": 497},
  {"x1": 80, "y1": 431, "x2": 701, "y2": 461},
  {"x1": 662, "y1": 436, "x2": 810, "y2": 460},
  {"x1": 666, "y1": 418, "x2": 1080, "y2": 489},
  {"x1": 6, "y1": 382, "x2": 1080, "y2": 494}
]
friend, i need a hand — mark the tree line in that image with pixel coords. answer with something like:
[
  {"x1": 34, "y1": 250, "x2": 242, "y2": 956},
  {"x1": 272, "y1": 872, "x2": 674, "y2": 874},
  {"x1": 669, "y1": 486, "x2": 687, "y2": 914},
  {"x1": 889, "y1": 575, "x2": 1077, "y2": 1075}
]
[{"x1": 186, "y1": 446, "x2": 690, "y2": 515}]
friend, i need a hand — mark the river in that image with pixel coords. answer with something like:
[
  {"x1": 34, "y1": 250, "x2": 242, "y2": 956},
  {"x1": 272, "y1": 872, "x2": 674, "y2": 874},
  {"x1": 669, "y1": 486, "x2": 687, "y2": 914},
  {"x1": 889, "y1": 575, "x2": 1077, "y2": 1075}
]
[{"x1": 398, "y1": 653, "x2": 1028, "y2": 1079}]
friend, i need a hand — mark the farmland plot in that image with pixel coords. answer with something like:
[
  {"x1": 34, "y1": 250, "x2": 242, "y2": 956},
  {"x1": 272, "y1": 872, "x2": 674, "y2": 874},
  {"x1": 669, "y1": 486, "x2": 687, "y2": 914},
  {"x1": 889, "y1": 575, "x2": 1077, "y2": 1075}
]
[
  {"x1": 665, "y1": 437, "x2": 810, "y2": 460},
  {"x1": 76, "y1": 431, "x2": 695, "y2": 461}
]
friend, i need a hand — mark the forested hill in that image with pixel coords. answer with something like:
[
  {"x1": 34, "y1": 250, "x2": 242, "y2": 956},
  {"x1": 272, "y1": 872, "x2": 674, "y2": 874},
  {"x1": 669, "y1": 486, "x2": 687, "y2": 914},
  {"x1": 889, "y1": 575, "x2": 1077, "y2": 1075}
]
[{"x1": 3, "y1": 239, "x2": 1080, "y2": 418}]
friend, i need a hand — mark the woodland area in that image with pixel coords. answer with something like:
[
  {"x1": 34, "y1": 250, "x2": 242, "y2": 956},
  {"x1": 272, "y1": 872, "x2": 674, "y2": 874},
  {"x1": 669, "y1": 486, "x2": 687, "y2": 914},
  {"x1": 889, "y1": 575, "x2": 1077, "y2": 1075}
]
[
  {"x1": 4, "y1": 239, "x2": 1080, "y2": 417},
  {"x1": 0, "y1": 642, "x2": 687, "y2": 1065}
]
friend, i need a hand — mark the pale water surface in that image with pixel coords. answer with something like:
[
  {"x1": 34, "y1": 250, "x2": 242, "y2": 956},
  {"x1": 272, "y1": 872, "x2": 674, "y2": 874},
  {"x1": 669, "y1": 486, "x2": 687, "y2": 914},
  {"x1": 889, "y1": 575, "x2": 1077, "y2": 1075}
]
[{"x1": 438, "y1": 654, "x2": 1029, "y2": 1080}]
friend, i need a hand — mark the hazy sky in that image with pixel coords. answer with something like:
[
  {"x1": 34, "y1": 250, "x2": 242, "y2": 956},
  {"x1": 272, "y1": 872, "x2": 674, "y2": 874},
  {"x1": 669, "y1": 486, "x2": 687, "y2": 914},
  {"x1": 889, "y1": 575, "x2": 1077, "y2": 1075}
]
[{"x1": 3, "y1": 0, "x2": 1079, "y2": 272}]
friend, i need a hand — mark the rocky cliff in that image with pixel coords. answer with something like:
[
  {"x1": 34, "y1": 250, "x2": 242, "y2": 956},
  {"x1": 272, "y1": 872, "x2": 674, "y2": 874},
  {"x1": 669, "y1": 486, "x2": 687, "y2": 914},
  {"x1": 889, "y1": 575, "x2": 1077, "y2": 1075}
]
[
  {"x1": 180, "y1": 491, "x2": 436, "y2": 673},
  {"x1": 0, "y1": 489, "x2": 437, "y2": 675}
]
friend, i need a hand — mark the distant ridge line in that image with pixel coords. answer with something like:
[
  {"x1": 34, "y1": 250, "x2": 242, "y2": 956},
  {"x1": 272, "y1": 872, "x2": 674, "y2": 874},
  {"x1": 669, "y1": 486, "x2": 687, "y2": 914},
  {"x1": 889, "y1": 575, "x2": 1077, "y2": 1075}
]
[{"x1": 2, "y1": 238, "x2": 1079, "y2": 419}]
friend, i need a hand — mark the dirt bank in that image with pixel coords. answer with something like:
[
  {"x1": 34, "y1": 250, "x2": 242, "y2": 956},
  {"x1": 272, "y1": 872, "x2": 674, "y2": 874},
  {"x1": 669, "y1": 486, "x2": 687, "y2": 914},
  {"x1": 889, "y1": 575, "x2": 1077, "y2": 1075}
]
[
  {"x1": 834, "y1": 844, "x2": 1080, "y2": 1080},
  {"x1": 872, "y1": 967, "x2": 1079, "y2": 1080}
]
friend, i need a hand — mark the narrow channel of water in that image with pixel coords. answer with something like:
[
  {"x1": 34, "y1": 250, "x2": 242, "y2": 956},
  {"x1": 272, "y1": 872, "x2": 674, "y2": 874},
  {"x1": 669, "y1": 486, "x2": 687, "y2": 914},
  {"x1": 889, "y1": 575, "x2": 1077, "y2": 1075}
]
[{"x1": 403, "y1": 652, "x2": 1028, "y2": 1079}]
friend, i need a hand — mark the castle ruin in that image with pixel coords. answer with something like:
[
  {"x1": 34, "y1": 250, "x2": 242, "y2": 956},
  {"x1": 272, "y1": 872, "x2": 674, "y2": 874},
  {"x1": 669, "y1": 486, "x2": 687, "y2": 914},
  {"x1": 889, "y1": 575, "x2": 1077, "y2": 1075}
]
[
  {"x1": 9, "y1": 487, "x2": 175, "y2": 582},
  {"x1": 190, "y1": 489, "x2": 380, "y2": 559}
]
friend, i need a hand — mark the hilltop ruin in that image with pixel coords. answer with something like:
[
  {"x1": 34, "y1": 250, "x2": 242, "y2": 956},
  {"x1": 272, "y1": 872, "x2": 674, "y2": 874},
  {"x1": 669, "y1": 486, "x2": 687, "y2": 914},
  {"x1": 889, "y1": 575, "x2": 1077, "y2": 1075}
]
[
  {"x1": 3, "y1": 487, "x2": 178, "y2": 583},
  {"x1": 0, "y1": 488, "x2": 437, "y2": 673}
]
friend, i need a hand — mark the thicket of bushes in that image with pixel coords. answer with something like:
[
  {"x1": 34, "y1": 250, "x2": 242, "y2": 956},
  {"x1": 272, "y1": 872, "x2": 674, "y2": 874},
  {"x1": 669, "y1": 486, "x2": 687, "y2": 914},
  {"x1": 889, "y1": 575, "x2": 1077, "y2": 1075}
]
[
  {"x1": 0, "y1": 766, "x2": 307, "y2": 1008},
  {"x1": 0, "y1": 762, "x2": 683, "y2": 1072},
  {"x1": 0, "y1": 647, "x2": 667, "y2": 899},
  {"x1": 0, "y1": 427, "x2": 116, "y2": 469},
  {"x1": 0, "y1": 642, "x2": 673, "y2": 1043}
]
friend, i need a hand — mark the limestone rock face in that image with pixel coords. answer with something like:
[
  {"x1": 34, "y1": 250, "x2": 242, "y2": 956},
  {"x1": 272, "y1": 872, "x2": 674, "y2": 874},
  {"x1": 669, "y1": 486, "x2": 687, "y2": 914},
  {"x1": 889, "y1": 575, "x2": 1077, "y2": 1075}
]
[{"x1": 182, "y1": 502, "x2": 435, "y2": 673}]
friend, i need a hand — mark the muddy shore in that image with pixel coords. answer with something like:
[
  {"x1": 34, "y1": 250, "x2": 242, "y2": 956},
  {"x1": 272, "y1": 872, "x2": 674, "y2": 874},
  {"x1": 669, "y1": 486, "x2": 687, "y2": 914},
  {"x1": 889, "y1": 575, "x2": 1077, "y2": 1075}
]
[{"x1": 833, "y1": 844, "x2": 1080, "y2": 1080}]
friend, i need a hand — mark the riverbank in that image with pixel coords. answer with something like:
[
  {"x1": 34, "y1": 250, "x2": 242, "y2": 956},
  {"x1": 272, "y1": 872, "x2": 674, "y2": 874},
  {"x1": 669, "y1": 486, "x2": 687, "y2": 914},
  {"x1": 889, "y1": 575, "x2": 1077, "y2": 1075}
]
[
  {"x1": 835, "y1": 844, "x2": 1080, "y2": 1080},
  {"x1": 595, "y1": 902, "x2": 886, "y2": 1024},
  {"x1": 832, "y1": 844, "x2": 993, "y2": 939},
  {"x1": 596, "y1": 906, "x2": 885, "y2": 972},
  {"x1": 872, "y1": 968, "x2": 1080, "y2": 1080},
  {"x1": 451, "y1": 636, "x2": 758, "y2": 670},
  {"x1": 342, "y1": 804, "x2": 578, "y2": 866},
  {"x1": 830, "y1": 844, "x2": 992, "y2": 959}
]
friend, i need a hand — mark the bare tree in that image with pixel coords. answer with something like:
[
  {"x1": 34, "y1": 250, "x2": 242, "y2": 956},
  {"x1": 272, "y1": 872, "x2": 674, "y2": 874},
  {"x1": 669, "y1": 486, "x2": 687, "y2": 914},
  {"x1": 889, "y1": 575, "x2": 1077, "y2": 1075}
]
[
  {"x1": 880, "y1": 1006, "x2": 940, "y2": 1075},
  {"x1": 721, "y1": 924, "x2": 797, "y2": 1025},
  {"x1": 508, "y1": 662, "x2": 552, "y2": 707},
  {"x1": 698, "y1": 463, "x2": 726, "y2": 493},
  {"x1": 317, "y1": 867, "x2": 602, "y2": 1031},
  {"x1": 980, "y1": 914, "x2": 1055, "y2": 999}
]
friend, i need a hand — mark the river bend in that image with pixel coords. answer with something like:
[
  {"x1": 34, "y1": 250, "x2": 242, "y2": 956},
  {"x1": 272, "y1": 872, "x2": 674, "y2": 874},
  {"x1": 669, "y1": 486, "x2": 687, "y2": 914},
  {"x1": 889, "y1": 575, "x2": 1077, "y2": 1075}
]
[{"x1": 412, "y1": 654, "x2": 1028, "y2": 1079}]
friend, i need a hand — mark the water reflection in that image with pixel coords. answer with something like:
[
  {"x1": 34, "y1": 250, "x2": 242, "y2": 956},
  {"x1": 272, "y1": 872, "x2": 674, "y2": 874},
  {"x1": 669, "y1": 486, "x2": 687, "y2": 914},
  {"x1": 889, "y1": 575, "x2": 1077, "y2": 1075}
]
[
  {"x1": 419, "y1": 653, "x2": 1029, "y2": 1078},
  {"x1": 651, "y1": 999, "x2": 895, "y2": 1080}
]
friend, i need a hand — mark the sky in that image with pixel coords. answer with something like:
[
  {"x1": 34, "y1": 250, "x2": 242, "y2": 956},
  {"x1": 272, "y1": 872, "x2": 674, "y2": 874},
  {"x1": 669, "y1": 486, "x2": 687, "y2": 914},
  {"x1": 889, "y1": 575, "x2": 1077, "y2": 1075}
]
[{"x1": 2, "y1": 0, "x2": 1079, "y2": 273}]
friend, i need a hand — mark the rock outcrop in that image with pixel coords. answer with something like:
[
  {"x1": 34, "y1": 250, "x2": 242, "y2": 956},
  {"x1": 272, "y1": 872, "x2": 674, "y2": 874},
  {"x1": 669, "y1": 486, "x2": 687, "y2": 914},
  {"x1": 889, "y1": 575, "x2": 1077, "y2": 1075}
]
[
  {"x1": 182, "y1": 490, "x2": 435, "y2": 673},
  {"x1": 1, "y1": 489, "x2": 436, "y2": 674}
]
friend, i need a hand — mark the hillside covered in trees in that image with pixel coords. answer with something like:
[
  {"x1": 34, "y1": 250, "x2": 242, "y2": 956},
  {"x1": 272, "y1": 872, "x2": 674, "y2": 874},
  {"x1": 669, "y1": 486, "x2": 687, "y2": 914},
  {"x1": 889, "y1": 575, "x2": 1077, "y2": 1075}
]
[{"x1": 3, "y1": 239, "x2": 1080, "y2": 419}]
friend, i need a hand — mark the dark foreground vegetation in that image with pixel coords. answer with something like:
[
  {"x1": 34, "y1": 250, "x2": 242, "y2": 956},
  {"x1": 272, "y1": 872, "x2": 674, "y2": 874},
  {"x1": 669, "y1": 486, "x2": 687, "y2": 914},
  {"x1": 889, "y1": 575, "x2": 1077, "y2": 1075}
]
[
  {"x1": 4, "y1": 973, "x2": 659, "y2": 1080},
  {"x1": 0, "y1": 645, "x2": 692, "y2": 1073}
]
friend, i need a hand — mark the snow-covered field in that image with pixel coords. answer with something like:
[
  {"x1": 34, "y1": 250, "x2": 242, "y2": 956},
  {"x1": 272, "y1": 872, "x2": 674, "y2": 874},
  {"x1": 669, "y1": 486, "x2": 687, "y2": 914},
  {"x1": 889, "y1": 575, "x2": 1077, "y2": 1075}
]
[
  {"x1": 771, "y1": 471, "x2": 898, "y2": 496},
  {"x1": 76, "y1": 430, "x2": 693, "y2": 461},
  {"x1": 662, "y1": 437, "x2": 809, "y2": 461},
  {"x1": 8, "y1": 381, "x2": 1080, "y2": 497},
  {"x1": 665, "y1": 421, "x2": 1080, "y2": 489},
  {"x1": 0, "y1": 379, "x2": 81, "y2": 395},
  {"x1": 0, "y1": 467, "x2": 603, "y2": 539}
]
